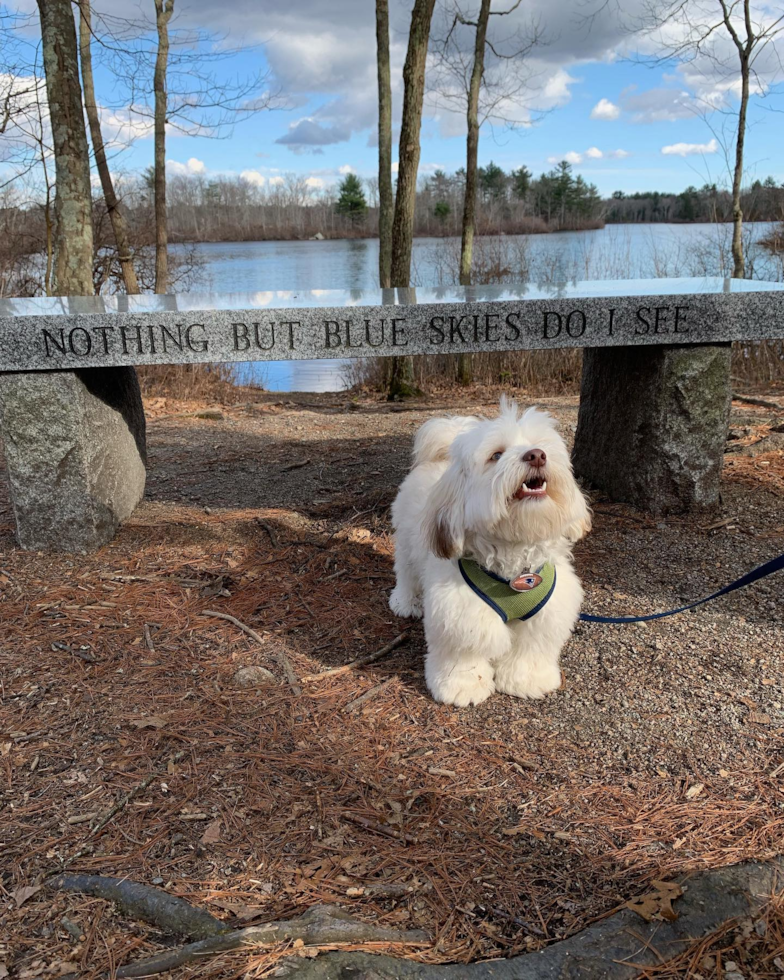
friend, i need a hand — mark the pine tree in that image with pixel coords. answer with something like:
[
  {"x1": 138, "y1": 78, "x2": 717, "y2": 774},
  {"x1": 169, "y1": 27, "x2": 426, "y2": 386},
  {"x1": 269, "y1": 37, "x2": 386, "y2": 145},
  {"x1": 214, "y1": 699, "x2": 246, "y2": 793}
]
[{"x1": 335, "y1": 174, "x2": 368, "y2": 222}]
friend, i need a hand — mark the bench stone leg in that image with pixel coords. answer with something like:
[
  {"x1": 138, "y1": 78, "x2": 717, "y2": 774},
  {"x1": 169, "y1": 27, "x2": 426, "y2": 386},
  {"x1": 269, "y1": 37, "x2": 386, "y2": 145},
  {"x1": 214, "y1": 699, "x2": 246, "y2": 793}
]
[
  {"x1": 572, "y1": 344, "x2": 731, "y2": 515},
  {"x1": 0, "y1": 367, "x2": 146, "y2": 552}
]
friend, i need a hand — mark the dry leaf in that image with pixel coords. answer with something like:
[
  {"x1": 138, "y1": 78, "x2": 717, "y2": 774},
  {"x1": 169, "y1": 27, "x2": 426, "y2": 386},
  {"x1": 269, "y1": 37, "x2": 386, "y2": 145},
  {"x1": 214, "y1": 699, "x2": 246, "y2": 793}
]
[
  {"x1": 12, "y1": 884, "x2": 41, "y2": 907},
  {"x1": 626, "y1": 880, "x2": 683, "y2": 922},
  {"x1": 685, "y1": 783, "x2": 704, "y2": 800},
  {"x1": 129, "y1": 716, "x2": 167, "y2": 729},
  {"x1": 0, "y1": 964, "x2": 9, "y2": 979},
  {"x1": 748, "y1": 711, "x2": 771, "y2": 725},
  {"x1": 502, "y1": 825, "x2": 545, "y2": 840},
  {"x1": 200, "y1": 818, "x2": 222, "y2": 845}
]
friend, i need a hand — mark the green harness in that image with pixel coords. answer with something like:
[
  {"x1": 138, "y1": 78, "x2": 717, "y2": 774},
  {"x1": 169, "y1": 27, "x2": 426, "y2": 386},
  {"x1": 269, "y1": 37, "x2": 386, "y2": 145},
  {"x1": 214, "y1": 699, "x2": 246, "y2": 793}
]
[{"x1": 458, "y1": 558, "x2": 557, "y2": 624}]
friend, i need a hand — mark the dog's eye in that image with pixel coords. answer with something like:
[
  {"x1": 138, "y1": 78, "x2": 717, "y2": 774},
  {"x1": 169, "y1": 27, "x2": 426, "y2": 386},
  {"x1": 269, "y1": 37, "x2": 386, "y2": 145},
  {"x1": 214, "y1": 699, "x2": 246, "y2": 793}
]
[{"x1": 489, "y1": 450, "x2": 504, "y2": 462}]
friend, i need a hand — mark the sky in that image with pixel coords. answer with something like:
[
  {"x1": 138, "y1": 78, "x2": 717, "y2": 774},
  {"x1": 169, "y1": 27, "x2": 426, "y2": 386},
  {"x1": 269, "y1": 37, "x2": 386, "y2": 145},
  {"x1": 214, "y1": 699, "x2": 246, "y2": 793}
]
[{"x1": 4, "y1": 0, "x2": 784, "y2": 198}]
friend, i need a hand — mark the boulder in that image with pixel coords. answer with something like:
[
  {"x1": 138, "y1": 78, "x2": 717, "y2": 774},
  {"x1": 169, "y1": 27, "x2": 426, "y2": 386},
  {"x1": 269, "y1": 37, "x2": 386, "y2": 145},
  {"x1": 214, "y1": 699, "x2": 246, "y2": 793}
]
[
  {"x1": 572, "y1": 344, "x2": 731, "y2": 514},
  {"x1": 0, "y1": 367, "x2": 146, "y2": 551}
]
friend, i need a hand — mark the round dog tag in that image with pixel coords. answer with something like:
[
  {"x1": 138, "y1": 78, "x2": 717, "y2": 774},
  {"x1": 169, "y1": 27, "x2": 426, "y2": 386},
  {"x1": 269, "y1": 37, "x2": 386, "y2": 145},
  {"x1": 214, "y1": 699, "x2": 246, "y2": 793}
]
[{"x1": 510, "y1": 572, "x2": 542, "y2": 592}]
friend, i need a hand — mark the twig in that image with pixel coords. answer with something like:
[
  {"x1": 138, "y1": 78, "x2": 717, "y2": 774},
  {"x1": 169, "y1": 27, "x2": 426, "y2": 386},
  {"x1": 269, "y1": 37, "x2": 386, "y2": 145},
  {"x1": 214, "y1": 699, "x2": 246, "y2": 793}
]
[
  {"x1": 276, "y1": 648, "x2": 302, "y2": 697},
  {"x1": 51, "y1": 750, "x2": 186, "y2": 874},
  {"x1": 282, "y1": 457, "x2": 312, "y2": 472},
  {"x1": 143, "y1": 624, "x2": 155, "y2": 653},
  {"x1": 257, "y1": 519, "x2": 280, "y2": 549},
  {"x1": 342, "y1": 811, "x2": 417, "y2": 845},
  {"x1": 302, "y1": 633, "x2": 408, "y2": 682},
  {"x1": 324, "y1": 568, "x2": 346, "y2": 581},
  {"x1": 342, "y1": 676, "x2": 397, "y2": 714},
  {"x1": 200, "y1": 610, "x2": 266, "y2": 646}
]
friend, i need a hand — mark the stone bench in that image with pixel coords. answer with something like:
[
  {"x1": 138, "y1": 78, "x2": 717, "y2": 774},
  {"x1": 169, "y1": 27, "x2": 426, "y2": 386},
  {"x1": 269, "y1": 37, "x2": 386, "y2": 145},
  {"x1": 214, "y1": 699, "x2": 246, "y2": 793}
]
[{"x1": 1, "y1": 278, "x2": 783, "y2": 552}]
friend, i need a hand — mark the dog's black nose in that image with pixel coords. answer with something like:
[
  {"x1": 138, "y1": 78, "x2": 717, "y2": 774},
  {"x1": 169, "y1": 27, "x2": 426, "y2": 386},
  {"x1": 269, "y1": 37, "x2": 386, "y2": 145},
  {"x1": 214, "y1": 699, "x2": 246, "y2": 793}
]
[{"x1": 523, "y1": 449, "x2": 546, "y2": 467}]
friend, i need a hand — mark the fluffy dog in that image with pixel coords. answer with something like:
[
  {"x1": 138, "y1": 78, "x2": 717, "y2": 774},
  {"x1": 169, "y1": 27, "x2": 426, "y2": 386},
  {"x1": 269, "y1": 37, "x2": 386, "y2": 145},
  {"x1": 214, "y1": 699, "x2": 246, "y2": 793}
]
[{"x1": 390, "y1": 397, "x2": 590, "y2": 707}]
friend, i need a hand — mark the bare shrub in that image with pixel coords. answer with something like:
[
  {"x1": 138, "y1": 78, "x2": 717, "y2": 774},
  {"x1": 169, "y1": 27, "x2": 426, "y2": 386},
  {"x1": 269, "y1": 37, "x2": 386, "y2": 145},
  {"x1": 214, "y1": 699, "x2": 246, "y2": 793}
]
[{"x1": 137, "y1": 362, "x2": 245, "y2": 402}]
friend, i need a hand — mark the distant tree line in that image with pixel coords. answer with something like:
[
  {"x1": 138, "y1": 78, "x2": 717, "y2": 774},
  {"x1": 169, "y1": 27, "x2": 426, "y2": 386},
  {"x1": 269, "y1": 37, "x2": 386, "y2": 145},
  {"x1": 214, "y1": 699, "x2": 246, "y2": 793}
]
[{"x1": 605, "y1": 178, "x2": 784, "y2": 225}]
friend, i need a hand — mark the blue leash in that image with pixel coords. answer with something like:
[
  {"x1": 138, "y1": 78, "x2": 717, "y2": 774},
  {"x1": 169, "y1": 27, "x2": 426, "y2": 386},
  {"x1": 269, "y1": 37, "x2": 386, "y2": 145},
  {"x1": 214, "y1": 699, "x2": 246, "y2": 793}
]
[{"x1": 579, "y1": 551, "x2": 784, "y2": 624}]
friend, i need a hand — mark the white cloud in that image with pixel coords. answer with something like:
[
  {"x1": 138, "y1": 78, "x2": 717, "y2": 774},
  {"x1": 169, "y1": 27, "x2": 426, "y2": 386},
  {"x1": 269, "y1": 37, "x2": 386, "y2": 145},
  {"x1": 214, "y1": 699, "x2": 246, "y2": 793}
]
[
  {"x1": 590, "y1": 98, "x2": 620, "y2": 120},
  {"x1": 548, "y1": 146, "x2": 630, "y2": 165},
  {"x1": 623, "y1": 88, "x2": 695, "y2": 123},
  {"x1": 540, "y1": 68, "x2": 578, "y2": 107},
  {"x1": 167, "y1": 157, "x2": 206, "y2": 176},
  {"x1": 305, "y1": 176, "x2": 325, "y2": 189},
  {"x1": 391, "y1": 161, "x2": 399, "y2": 174},
  {"x1": 268, "y1": 175, "x2": 285, "y2": 186},
  {"x1": 240, "y1": 169, "x2": 266, "y2": 186},
  {"x1": 338, "y1": 164, "x2": 355, "y2": 174},
  {"x1": 661, "y1": 138, "x2": 718, "y2": 157}
]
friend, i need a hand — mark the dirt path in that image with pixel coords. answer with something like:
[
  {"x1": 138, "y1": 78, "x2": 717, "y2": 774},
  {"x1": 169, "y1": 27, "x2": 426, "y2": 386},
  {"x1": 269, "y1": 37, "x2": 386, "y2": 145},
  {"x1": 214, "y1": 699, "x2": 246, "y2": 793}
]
[{"x1": 1, "y1": 386, "x2": 783, "y2": 978}]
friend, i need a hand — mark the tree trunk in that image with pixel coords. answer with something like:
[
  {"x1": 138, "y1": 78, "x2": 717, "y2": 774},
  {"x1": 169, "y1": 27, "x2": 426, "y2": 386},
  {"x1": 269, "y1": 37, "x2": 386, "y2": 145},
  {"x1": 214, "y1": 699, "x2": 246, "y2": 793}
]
[
  {"x1": 376, "y1": 0, "x2": 393, "y2": 290},
  {"x1": 459, "y1": 0, "x2": 491, "y2": 288},
  {"x1": 387, "y1": 0, "x2": 435, "y2": 399},
  {"x1": 153, "y1": 0, "x2": 174, "y2": 294},
  {"x1": 730, "y1": 53, "x2": 749, "y2": 279},
  {"x1": 79, "y1": 0, "x2": 140, "y2": 295},
  {"x1": 36, "y1": 0, "x2": 94, "y2": 295},
  {"x1": 390, "y1": 0, "x2": 436, "y2": 287}
]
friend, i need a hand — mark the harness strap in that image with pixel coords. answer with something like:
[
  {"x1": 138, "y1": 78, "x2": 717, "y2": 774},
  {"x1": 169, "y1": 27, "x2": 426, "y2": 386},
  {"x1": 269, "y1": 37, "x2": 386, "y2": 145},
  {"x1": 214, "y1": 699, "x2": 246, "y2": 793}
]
[
  {"x1": 458, "y1": 558, "x2": 557, "y2": 623},
  {"x1": 579, "y1": 551, "x2": 784, "y2": 624}
]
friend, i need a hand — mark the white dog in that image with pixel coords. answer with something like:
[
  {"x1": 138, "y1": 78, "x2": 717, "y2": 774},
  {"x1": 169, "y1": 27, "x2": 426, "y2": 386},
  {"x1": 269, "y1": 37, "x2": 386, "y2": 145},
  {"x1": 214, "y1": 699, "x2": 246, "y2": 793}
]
[{"x1": 390, "y1": 397, "x2": 590, "y2": 707}]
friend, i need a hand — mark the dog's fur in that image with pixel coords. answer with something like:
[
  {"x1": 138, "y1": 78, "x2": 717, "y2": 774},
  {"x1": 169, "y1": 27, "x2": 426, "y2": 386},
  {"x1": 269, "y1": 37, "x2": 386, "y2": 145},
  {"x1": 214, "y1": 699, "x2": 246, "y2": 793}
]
[{"x1": 390, "y1": 397, "x2": 590, "y2": 707}]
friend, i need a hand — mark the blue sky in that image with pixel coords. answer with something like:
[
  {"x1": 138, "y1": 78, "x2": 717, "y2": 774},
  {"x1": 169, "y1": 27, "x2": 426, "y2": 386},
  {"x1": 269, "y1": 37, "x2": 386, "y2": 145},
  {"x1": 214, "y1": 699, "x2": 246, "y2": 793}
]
[{"x1": 6, "y1": 0, "x2": 784, "y2": 197}]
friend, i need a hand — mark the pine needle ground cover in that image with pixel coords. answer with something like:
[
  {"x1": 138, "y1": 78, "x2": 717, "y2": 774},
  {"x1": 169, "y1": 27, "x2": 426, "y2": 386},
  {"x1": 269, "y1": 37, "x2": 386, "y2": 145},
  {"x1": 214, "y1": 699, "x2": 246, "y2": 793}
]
[{"x1": 2, "y1": 389, "x2": 783, "y2": 978}]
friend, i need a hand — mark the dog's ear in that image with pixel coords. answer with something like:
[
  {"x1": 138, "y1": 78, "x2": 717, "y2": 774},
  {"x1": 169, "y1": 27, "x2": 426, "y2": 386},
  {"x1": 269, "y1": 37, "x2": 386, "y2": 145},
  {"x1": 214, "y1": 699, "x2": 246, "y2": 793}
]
[
  {"x1": 563, "y1": 485, "x2": 592, "y2": 543},
  {"x1": 423, "y1": 463, "x2": 465, "y2": 560}
]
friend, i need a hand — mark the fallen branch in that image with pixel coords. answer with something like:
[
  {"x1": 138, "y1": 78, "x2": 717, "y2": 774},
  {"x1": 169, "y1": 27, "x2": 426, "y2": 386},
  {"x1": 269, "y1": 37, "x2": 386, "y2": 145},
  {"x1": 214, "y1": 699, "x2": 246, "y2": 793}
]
[
  {"x1": 74, "y1": 904, "x2": 427, "y2": 979},
  {"x1": 733, "y1": 392, "x2": 783, "y2": 410},
  {"x1": 301, "y1": 633, "x2": 408, "y2": 682},
  {"x1": 282, "y1": 458, "x2": 312, "y2": 472},
  {"x1": 49, "y1": 874, "x2": 228, "y2": 941},
  {"x1": 342, "y1": 676, "x2": 397, "y2": 714},
  {"x1": 342, "y1": 811, "x2": 417, "y2": 845},
  {"x1": 257, "y1": 519, "x2": 280, "y2": 549},
  {"x1": 200, "y1": 610, "x2": 266, "y2": 646}
]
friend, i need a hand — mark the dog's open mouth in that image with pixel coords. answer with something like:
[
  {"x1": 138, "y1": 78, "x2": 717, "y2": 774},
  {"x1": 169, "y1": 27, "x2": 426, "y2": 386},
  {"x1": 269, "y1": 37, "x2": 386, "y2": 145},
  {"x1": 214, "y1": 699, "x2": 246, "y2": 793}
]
[{"x1": 512, "y1": 476, "x2": 548, "y2": 500}]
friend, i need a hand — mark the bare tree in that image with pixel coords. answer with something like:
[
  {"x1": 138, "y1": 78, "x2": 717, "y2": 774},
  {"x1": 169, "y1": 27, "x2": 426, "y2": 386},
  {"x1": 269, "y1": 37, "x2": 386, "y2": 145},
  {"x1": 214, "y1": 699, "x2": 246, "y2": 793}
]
[
  {"x1": 376, "y1": 0, "x2": 394, "y2": 289},
  {"x1": 153, "y1": 0, "x2": 174, "y2": 293},
  {"x1": 634, "y1": 0, "x2": 784, "y2": 278},
  {"x1": 391, "y1": 0, "x2": 438, "y2": 287},
  {"x1": 386, "y1": 0, "x2": 437, "y2": 399},
  {"x1": 36, "y1": 0, "x2": 93, "y2": 294},
  {"x1": 434, "y1": 0, "x2": 536, "y2": 285},
  {"x1": 79, "y1": 0, "x2": 139, "y2": 294}
]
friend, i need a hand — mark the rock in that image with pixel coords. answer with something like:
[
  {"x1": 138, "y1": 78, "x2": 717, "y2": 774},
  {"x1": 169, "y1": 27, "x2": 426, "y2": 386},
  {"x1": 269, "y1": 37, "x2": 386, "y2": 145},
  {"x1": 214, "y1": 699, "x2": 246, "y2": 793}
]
[
  {"x1": 0, "y1": 368, "x2": 146, "y2": 551},
  {"x1": 573, "y1": 344, "x2": 731, "y2": 515},
  {"x1": 310, "y1": 232, "x2": 325, "y2": 241},
  {"x1": 195, "y1": 409, "x2": 223, "y2": 421},
  {"x1": 233, "y1": 666, "x2": 275, "y2": 688}
]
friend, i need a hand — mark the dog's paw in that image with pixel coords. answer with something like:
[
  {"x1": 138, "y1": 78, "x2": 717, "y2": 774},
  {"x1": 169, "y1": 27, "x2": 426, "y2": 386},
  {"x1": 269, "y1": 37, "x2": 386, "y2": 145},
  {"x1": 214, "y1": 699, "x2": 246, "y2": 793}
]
[
  {"x1": 494, "y1": 659, "x2": 561, "y2": 700},
  {"x1": 389, "y1": 587, "x2": 423, "y2": 619},
  {"x1": 427, "y1": 668, "x2": 495, "y2": 707}
]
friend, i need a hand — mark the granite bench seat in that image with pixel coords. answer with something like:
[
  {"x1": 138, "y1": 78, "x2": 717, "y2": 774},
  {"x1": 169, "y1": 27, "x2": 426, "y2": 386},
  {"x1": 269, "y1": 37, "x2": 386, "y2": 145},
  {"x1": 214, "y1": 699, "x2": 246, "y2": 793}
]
[{"x1": 1, "y1": 278, "x2": 783, "y2": 551}]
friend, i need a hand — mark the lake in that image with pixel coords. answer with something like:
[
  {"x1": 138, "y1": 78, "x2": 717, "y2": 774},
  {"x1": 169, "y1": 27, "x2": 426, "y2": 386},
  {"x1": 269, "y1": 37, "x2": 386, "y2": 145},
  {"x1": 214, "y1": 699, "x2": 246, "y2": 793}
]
[{"x1": 174, "y1": 222, "x2": 780, "y2": 392}]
